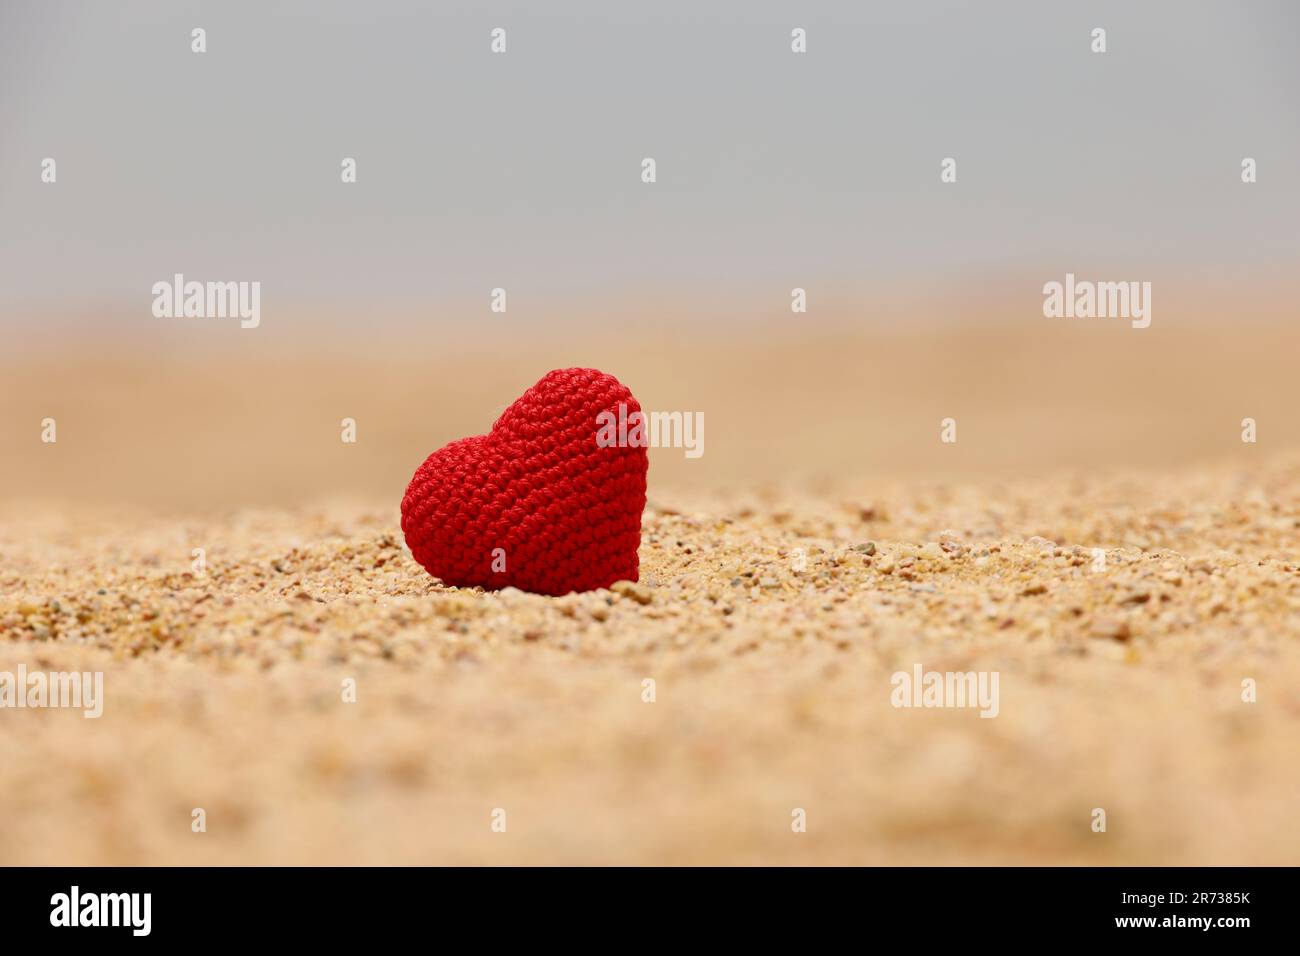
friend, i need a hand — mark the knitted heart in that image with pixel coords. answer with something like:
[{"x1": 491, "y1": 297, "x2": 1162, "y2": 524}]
[{"x1": 401, "y1": 368, "x2": 649, "y2": 596}]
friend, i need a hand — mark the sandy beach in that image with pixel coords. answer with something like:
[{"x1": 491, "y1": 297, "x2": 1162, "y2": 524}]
[{"x1": 2, "y1": 323, "x2": 1297, "y2": 865}]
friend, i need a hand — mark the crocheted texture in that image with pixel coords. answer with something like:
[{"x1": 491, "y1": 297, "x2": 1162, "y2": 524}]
[{"x1": 401, "y1": 368, "x2": 649, "y2": 596}]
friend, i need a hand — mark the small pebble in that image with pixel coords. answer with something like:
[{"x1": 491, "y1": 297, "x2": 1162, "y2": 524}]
[{"x1": 611, "y1": 580, "x2": 653, "y2": 605}]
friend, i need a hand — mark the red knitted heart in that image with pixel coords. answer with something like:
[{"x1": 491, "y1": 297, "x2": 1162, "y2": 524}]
[{"x1": 401, "y1": 368, "x2": 649, "y2": 596}]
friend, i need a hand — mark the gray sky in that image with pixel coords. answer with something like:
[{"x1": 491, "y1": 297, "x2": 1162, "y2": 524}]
[{"x1": 2, "y1": 0, "x2": 1297, "y2": 329}]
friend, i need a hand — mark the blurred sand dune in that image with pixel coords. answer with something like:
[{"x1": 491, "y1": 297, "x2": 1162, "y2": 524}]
[{"x1": 3, "y1": 316, "x2": 1298, "y2": 508}]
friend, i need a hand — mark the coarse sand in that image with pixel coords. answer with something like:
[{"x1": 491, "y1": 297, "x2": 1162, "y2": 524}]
[{"x1": 2, "y1": 455, "x2": 1298, "y2": 865}]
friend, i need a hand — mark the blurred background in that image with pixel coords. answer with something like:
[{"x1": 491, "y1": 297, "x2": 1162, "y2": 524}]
[{"x1": 1, "y1": 0, "x2": 1297, "y2": 501}]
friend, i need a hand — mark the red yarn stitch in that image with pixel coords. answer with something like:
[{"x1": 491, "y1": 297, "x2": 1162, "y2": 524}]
[{"x1": 400, "y1": 368, "x2": 649, "y2": 596}]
